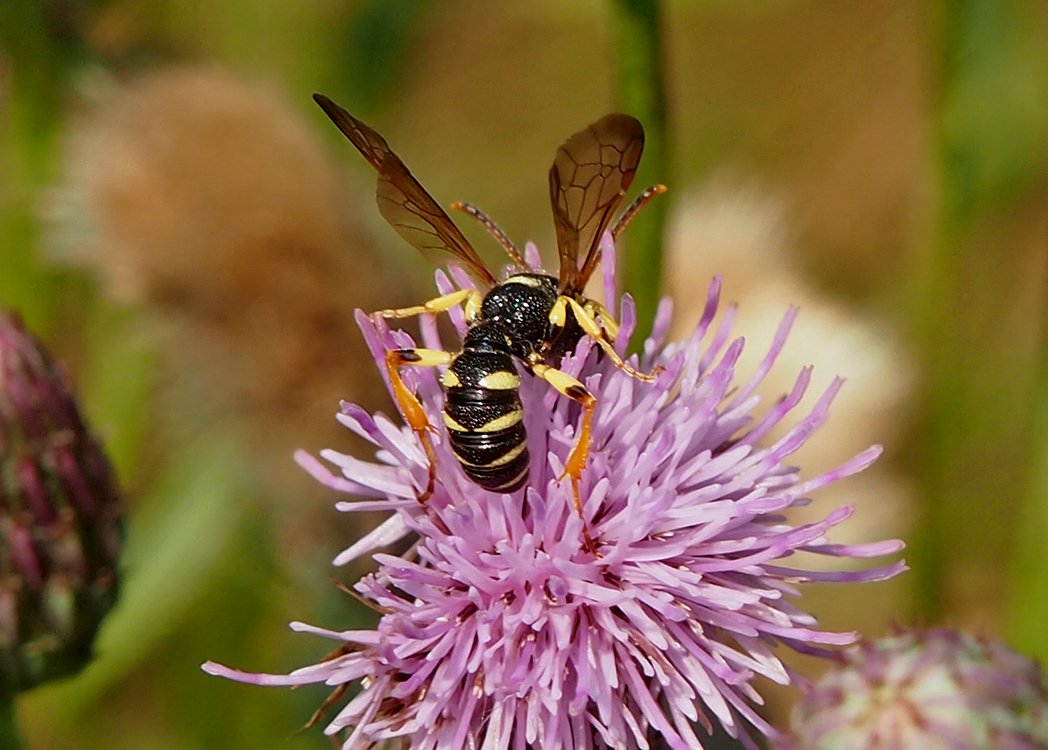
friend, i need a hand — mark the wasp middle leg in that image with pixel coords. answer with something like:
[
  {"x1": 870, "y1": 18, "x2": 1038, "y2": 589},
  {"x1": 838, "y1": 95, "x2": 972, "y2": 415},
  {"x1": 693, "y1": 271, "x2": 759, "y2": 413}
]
[{"x1": 385, "y1": 348, "x2": 454, "y2": 502}]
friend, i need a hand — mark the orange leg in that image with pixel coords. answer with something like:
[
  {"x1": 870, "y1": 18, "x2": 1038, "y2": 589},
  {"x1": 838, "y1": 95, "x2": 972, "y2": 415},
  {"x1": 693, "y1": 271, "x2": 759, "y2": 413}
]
[
  {"x1": 539, "y1": 298, "x2": 665, "y2": 555},
  {"x1": 385, "y1": 348, "x2": 453, "y2": 502},
  {"x1": 532, "y1": 363, "x2": 599, "y2": 555}
]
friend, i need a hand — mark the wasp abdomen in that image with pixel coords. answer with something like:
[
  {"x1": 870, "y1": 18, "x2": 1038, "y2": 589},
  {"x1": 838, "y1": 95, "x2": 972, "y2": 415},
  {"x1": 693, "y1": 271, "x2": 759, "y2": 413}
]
[
  {"x1": 442, "y1": 344, "x2": 529, "y2": 492},
  {"x1": 446, "y1": 412, "x2": 529, "y2": 492}
]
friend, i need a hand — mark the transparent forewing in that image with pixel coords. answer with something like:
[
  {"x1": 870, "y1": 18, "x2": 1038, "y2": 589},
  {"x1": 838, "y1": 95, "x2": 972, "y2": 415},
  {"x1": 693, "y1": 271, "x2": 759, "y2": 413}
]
[
  {"x1": 373, "y1": 170, "x2": 495, "y2": 286},
  {"x1": 313, "y1": 94, "x2": 389, "y2": 170},
  {"x1": 549, "y1": 113, "x2": 644, "y2": 292},
  {"x1": 314, "y1": 94, "x2": 497, "y2": 287}
]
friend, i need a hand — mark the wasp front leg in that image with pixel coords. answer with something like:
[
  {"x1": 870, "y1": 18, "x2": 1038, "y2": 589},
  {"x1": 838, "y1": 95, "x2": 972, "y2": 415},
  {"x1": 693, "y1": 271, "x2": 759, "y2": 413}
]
[
  {"x1": 531, "y1": 362, "x2": 599, "y2": 554},
  {"x1": 587, "y1": 300, "x2": 620, "y2": 342},
  {"x1": 386, "y1": 348, "x2": 454, "y2": 502},
  {"x1": 561, "y1": 297, "x2": 662, "y2": 382},
  {"x1": 378, "y1": 288, "x2": 483, "y2": 324}
]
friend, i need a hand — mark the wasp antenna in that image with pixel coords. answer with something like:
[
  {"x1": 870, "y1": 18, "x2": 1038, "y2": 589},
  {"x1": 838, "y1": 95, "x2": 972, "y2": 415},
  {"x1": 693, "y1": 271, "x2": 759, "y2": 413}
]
[
  {"x1": 612, "y1": 184, "x2": 668, "y2": 240},
  {"x1": 451, "y1": 201, "x2": 530, "y2": 270}
]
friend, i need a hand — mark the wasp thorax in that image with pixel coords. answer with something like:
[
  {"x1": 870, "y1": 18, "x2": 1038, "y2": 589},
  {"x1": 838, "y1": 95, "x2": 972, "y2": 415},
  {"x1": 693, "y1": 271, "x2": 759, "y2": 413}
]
[{"x1": 479, "y1": 274, "x2": 558, "y2": 350}]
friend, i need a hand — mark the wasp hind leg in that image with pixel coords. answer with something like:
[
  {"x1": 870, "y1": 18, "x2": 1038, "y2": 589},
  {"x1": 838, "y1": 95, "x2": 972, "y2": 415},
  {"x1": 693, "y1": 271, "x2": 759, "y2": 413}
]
[
  {"x1": 531, "y1": 362, "x2": 600, "y2": 555},
  {"x1": 385, "y1": 348, "x2": 454, "y2": 502}
]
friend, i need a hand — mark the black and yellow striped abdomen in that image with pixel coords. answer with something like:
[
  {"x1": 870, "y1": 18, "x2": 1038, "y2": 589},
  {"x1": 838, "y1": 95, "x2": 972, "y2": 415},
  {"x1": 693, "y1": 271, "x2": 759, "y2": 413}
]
[{"x1": 442, "y1": 330, "x2": 530, "y2": 493}]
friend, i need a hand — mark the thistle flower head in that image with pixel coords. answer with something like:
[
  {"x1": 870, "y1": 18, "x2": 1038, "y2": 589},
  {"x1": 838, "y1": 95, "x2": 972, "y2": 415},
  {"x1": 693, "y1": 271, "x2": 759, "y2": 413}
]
[
  {"x1": 0, "y1": 311, "x2": 122, "y2": 695},
  {"x1": 205, "y1": 237, "x2": 905, "y2": 749},
  {"x1": 788, "y1": 628, "x2": 1048, "y2": 749}
]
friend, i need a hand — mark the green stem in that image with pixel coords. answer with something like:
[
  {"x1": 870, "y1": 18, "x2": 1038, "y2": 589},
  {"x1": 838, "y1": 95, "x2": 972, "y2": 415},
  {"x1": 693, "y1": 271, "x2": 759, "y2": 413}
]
[
  {"x1": 909, "y1": 0, "x2": 1048, "y2": 622},
  {"x1": 609, "y1": 0, "x2": 670, "y2": 344},
  {"x1": 0, "y1": 695, "x2": 24, "y2": 750},
  {"x1": 1006, "y1": 304, "x2": 1048, "y2": 655},
  {"x1": 0, "y1": 0, "x2": 91, "y2": 327}
]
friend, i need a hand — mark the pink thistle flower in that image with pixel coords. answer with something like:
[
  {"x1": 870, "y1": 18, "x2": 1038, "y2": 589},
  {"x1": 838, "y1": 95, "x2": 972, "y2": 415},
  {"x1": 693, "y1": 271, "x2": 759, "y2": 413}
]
[{"x1": 204, "y1": 237, "x2": 905, "y2": 749}]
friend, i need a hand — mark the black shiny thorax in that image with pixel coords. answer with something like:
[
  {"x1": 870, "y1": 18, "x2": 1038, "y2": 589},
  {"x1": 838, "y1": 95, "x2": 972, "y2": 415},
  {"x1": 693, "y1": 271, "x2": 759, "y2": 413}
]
[{"x1": 470, "y1": 273, "x2": 585, "y2": 363}]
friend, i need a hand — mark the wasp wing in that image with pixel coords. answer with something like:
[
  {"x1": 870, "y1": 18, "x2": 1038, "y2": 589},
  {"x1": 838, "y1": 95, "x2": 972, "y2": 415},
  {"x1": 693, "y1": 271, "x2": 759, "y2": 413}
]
[
  {"x1": 314, "y1": 94, "x2": 497, "y2": 287},
  {"x1": 548, "y1": 113, "x2": 644, "y2": 293}
]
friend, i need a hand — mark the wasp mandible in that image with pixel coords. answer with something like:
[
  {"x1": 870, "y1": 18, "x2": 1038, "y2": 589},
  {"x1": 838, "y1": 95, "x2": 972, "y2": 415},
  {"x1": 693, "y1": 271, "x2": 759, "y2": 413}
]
[{"x1": 315, "y1": 95, "x2": 664, "y2": 526}]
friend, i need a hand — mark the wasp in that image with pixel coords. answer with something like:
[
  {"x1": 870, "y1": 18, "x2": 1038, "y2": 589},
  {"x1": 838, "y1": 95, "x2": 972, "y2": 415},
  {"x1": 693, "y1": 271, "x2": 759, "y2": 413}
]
[{"x1": 314, "y1": 95, "x2": 664, "y2": 530}]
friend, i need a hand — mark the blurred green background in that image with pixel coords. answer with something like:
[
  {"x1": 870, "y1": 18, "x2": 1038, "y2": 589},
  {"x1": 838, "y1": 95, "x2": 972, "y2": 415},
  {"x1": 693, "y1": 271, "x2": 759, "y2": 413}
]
[{"x1": 1, "y1": 1, "x2": 1046, "y2": 747}]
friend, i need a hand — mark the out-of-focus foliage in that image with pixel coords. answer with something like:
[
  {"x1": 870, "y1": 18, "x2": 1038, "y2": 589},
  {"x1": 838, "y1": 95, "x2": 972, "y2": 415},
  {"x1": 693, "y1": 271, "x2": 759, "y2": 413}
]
[{"x1": 0, "y1": 1, "x2": 1045, "y2": 748}]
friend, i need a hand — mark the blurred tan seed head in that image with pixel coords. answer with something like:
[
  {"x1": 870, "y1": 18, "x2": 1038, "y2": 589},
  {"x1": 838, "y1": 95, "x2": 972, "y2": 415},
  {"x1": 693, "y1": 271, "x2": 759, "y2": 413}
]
[
  {"x1": 48, "y1": 66, "x2": 415, "y2": 498},
  {"x1": 666, "y1": 174, "x2": 915, "y2": 549}
]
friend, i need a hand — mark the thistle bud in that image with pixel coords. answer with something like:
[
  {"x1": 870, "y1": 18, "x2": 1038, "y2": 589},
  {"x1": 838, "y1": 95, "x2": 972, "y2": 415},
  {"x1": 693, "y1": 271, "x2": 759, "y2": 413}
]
[
  {"x1": 0, "y1": 311, "x2": 122, "y2": 695},
  {"x1": 789, "y1": 628, "x2": 1048, "y2": 749}
]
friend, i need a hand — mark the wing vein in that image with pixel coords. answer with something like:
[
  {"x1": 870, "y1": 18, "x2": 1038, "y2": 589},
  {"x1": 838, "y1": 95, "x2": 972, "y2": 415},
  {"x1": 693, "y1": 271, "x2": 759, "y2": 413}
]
[
  {"x1": 314, "y1": 94, "x2": 497, "y2": 287},
  {"x1": 548, "y1": 114, "x2": 644, "y2": 293}
]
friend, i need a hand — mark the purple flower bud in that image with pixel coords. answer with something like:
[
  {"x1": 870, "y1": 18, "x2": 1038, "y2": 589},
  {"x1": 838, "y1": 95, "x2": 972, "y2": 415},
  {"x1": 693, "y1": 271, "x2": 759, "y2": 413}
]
[
  {"x1": 789, "y1": 628, "x2": 1048, "y2": 749},
  {"x1": 0, "y1": 311, "x2": 122, "y2": 695}
]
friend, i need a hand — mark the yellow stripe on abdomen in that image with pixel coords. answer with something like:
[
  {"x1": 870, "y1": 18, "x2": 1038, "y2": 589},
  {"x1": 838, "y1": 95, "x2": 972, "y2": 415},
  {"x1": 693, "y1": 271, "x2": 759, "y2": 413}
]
[{"x1": 477, "y1": 370, "x2": 521, "y2": 390}]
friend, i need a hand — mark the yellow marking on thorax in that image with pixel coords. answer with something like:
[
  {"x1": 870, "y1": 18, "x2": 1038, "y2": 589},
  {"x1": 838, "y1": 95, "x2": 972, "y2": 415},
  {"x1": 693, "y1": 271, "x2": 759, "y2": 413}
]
[
  {"x1": 465, "y1": 294, "x2": 482, "y2": 323},
  {"x1": 442, "y1": 369, "x2": 462, "y2": 388},
  {"x1": 549, "y1": 296, "x2": 569, "y2": 328},
  {"x1": 502, "y1": 275, "x2": 544, "y2": 287},
  {"x1": 478, "y1": 370, "x2": 521, "y2": 390},
  {"x1": 474, "y1": 408, "x2": 523, "y2": 433}
]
